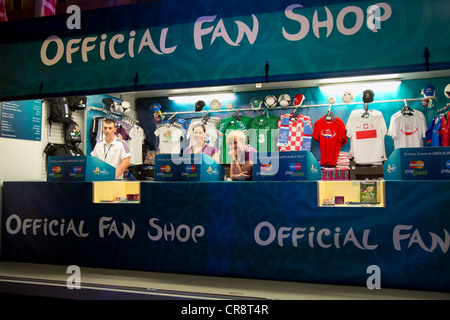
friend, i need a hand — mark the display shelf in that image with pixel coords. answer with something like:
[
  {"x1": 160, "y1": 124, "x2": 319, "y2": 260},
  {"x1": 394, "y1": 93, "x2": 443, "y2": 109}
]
[
  {"x1": 317, "y1": 180, "x2": 385, "y2": 207},
  {"x1": 92, "y1": 181, "x2": 140, "y2": 204}
]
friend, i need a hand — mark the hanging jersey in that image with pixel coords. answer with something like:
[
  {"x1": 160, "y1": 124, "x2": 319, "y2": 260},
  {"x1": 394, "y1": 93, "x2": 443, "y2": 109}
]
[
  {"x1": 277, "y1": 113, "x2": 313, "y2": 152},
  {"x1": 388, "y1": 110, "x2": 427, "y2": 149},
  {"x1": 440, "y1": 114, "x2": 450, "y2": 147},
  {"x1": 218, "y1": 115, "x2": 252, "y2": 164},
  {"x1": 426, "y1": 115, "x2": 442, "y2": 146},
  {"x1": 249, "y1": 114, "x2": 280, "y2": 153},
  {"x1": 346, "y1": 109, "x2": 387, "y2": 165},
  {"x1": 127, "y1": 126, "x2": 146, "y2": 165},
  {"x1": 154, "y1": 124, "x2": 184, "y2": 154},
  {"x1": 313, "y1": 116, "x2": 347, "y2": 166}
]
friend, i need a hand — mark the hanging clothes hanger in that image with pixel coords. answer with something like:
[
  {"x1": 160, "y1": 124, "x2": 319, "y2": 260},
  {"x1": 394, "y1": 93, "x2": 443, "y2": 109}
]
[
  {"x1": 232, "y1": 109, "x2": 242, "y2": 121},
  {"x1": 401, "y1": 99, "x2": 414, "y2": 116},
  {"x1": 202, "y1": 111, "x2": 211, "y2": 124},
  {"x1": 325, "y1": 104, "x2": 335, "y2": 121},
  {"x1": 361, "y1": 103, "x2": 370, "y2": 118}
]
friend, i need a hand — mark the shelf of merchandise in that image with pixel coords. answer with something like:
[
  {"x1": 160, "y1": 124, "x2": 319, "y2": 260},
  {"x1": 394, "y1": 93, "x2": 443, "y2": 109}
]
[
  {"x1": 317, "y1": 180, "x2": 385, "y2": 207},
  {"x1": 92, "y1": 181, "x2": 140, "y2": 204}
]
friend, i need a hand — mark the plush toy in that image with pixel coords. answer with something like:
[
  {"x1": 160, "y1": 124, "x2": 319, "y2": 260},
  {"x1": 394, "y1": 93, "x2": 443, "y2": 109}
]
[{"x1": 150, "y1": 103, "x2": 163, "y2": 122}]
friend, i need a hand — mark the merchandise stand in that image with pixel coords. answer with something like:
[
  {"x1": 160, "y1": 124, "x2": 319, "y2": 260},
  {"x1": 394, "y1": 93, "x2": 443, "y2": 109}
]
[
  {"x1": 2, "y1": 0, "x2": 450, "y2": 298},
  {"x1": 1, "y1": 180, "x2": 449, "y2": 292}
]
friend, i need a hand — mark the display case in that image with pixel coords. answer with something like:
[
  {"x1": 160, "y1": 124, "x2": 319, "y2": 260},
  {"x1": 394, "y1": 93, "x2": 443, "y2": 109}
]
[
  {"x1": 93, "y1": 181, "x2": 140, "y2": 203},
  {"x1": 317, "y1": 180, "x2": 385, "y2": 207}
]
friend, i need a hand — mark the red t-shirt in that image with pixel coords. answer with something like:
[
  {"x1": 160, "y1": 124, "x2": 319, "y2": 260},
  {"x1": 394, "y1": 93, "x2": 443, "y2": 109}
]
[
  {"x1": 313, "y1": 116, "x2": 348, "y2": 166},
  {"x1": 440, "y1": 114, "x2": 450, "y2": 147}
]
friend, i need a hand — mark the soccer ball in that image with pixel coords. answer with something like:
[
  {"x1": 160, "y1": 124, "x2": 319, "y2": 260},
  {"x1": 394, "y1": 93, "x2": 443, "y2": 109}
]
[
  {"x1": 110, "y1": 101, "x2": 121, "y2": 112},
  {"x1": 264, "y1": 95, "x2": 277, "y2": 108},
  {"x1": 444, "y1": 84, "x2": 450, "y2": 99},
  {"x1": 278, "y1": 94, "x2": 291, "y2": 107},
  {"x1": 226, "y1": 102, "x2": 234, "y2": 110},
  {"x1": 342, "y1": 90, "x2": 354, "y2": 103},
  {"x1": 210, "y1": 98, "x2": 222, "y2": 111},
  {"x1": 328, "y1": 96, "x2": 336, "y2": 104},
  {"x1": 120, "y1": 101, "x2": 132, "y2": 114}
]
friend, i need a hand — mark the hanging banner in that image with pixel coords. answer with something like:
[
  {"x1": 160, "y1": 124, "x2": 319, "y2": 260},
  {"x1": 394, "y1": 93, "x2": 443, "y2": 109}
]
[{"x1": 0, "y1": 0, "x2": 449, "y2": 100}]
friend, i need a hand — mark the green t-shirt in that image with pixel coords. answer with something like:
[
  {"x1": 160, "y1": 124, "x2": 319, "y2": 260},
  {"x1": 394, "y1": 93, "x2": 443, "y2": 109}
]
[
  {"x1": 218, "y1": 115, "x2": 253, "y2": 164},
  {"x1": 248, "y1": 114, "x2": 280, "y2": 153}
]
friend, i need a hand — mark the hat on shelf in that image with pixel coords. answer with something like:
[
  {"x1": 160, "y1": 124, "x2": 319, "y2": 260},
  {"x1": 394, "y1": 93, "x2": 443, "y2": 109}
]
[
  {"x1": 194, "y1": 100, "x2": 205, "y2": 112},
  {"x1": 362, "y1": 89, "x2": 375, "y2": 103}
]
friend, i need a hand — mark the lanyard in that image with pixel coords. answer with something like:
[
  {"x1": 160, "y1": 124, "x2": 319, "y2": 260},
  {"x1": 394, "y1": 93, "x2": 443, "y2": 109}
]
[{"x1": 104, "y1": 144, "x2": 113, "y2": 161}]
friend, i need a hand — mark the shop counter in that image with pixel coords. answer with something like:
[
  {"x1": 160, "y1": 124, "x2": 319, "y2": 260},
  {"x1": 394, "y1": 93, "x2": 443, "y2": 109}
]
[{"x1": 1, "y1": 180, "x2": 449, "y2": 292}]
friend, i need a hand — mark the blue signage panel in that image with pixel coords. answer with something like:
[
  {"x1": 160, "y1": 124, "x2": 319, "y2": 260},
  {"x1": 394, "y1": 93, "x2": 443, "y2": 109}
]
[
  {"x1": 154, "y1": 153, "x2": 224, "y2": 181},
  {"x1": 384, "y1": 147, "x2": 450, "y2": 180},
  {"x1": 0, "y1": 100, "x2": 42, "y2": 141},
  {"x1": 254, "y1": 151, "x2": 321, "y2": 181},
  {"x1": 47, "y1": 156, "x2": 115, "y2": 181},
  {"x1": 2, "y1": 180, "x2": 449, "y2": 292}
]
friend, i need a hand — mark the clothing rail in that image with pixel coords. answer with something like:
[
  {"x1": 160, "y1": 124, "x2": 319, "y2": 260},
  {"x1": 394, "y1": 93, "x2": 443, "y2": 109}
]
[
  {"x1": 88, "y1": 106, "x2": 139, "y2": 124},
  {"x1": 161, "y1": 97, "x2": 435, "y2": 116}
]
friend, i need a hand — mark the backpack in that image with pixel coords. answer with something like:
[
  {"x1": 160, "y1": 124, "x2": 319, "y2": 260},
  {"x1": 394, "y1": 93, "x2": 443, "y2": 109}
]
[
  {"x1": 68, "y1": 96, "x2": 87, "y2": 111},
  {"x1": 65, "y1": 120, "x2": 82, "y2": 145},
  {"x1": 47, "y1": 97, "x2": 72, "y2": 124},
  {"x1": 44, "y1": 143, "x2": 84, "y2": 164}
]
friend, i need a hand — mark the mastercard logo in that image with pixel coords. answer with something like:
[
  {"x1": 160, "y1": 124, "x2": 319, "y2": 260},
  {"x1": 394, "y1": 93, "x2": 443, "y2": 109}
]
[
  {"x1": 260, "y1": 164, "x2": 272, "y2": 171},
  {"x1": 73, "y1": 166, "x2": 82, "y2": 173},
  {"x1": 185, "y1": 165, "x2": 196, "y2": 172},
  {"x1": 52, "y1": 166, "x2": 61, "y2": 173},
  {"x1": 289, "y1": 163, "x2": 302, "y2": 171},
  {"x1": 160, "y1": 165, "x2": 171, "y2": 172},
  {"x1": 409, "y1": 161, "x2": 424, "y2": 169}
]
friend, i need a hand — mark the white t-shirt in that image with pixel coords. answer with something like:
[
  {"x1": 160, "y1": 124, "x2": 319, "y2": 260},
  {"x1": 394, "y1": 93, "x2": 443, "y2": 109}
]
[
  {"x1": 91, "y1": 136, "x2": 131, "y2": 179},
  {"x1": 186, "y1": 118, "x2": 220, "y2": 152},
  {"x1": 127, "y1": 126, "x2": 146, "y2": 165},
  {"x1": 388, "y1": 110, "x2": 427, "y2": 149},
  {"x1": 155, "y1": 125, "x2": 184, "y2": 154},
  {"x1": 346, "y1": 109, "x2": 387, "y2": 165}
]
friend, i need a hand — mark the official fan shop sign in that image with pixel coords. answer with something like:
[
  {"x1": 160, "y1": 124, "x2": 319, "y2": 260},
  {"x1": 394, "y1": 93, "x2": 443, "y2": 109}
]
[
  {"x1": 0, "y1": 0, "x2": 449, "y2": 100},
  {"x1": 2, "y1": 181, "x2": 450, "y2": 292}
]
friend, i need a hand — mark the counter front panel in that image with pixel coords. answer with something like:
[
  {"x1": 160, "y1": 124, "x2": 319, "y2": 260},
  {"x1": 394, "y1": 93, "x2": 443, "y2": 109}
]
[{"x1": 1, "y1": 181, "x2": 449, "y2": 292}]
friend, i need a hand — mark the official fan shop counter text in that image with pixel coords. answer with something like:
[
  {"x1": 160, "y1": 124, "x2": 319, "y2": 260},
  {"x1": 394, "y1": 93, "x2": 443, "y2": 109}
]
[{"x1": 2, "y1": 178, "x2": 450, "y2": 293}]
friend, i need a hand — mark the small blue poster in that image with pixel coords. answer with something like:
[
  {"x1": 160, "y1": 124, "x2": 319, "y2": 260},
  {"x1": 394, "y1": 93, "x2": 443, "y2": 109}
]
[{"x1": 0, "y1": 100, "x2": 42, "y2": 141}]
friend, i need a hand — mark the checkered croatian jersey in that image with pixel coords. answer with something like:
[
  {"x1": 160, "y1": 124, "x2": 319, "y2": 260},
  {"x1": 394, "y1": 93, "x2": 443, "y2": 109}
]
[{"x1": 278, "y1": 114, "x2": 313, "y2": 151}]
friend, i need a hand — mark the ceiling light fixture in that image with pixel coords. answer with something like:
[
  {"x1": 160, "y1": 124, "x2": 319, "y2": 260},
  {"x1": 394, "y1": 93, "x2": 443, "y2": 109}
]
[
  {"x1": 168, "y1": 92, "x2": 236, "y2": 104},
  {"x1": 319, "y1": 80, "x2": 401, "y2": 95}
]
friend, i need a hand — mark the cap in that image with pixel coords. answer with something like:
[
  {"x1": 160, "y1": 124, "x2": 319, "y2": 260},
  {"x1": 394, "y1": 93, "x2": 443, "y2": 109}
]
[
  {"x1": 150, "y1": 103, "x2": 161, "y2": 112},
  {"x1": 194, "y1": 100, "x2": 205, "y2": 112},
  {"x1": 362, "y1": 89, "x2": 375, "y2": 103},
  {"x1": 251, "y1": 97, "x2": 263, "y2": 109},
  {"x1": 293, "y1": 94, "x2": 305, "y2": 106}
]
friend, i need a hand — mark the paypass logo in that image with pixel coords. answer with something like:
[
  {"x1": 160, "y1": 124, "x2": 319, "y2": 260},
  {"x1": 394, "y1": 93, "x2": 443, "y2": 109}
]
[
  {"x1": 185, "y1": 165, "x2": 196, "y2": 172},
  {"x1": 52, "y1": 166, "x2": 61, "y2": 173},
  {"x1": 260, "y1": 164, "x2": 272, "y2": 172},
  {"x1": 73, "y1": 166, "x2": 82, "y2": 173},
  {"x1": 446, "y1": 160, "x2": 450, "y2": 169},
  {"x1": 160, "y1": 165, "x2": 171, "y2": 173},
  {"x1": 409, "y1": 161, "x2": 424, "y2": 169}
]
